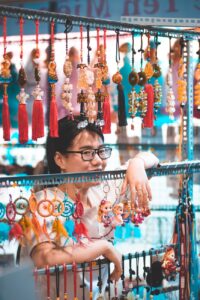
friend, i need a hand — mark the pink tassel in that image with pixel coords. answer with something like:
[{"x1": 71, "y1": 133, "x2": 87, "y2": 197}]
[
  {"x1": 18, "y1": 103, "x2": 28, "y2": 144},
  {"x1": 102, "y1": 96, "x2": 111, "y2": 134},
  {"x1": 2, "y1": 93, "x2": 11, "y2": 141},
  {"x1": 143, "y1": 84, "x2": 154, "y2": 128},
  {"x1": 32, "y1": 99, "x2": 44, "y2": 140}
]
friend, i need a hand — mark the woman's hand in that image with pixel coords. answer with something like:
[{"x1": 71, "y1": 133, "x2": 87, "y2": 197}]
[{"x1": 120, "y1": 157, "x2": 152, "y2": 208}]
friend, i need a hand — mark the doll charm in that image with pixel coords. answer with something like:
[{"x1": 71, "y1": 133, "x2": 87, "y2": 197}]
[
  {"x1": 112, "y1": 203, "x2": 124, "y2": 226},
  {"x1": 97, "y1": 199, "x2": 112, "y2": 227},
  {"x1": 161, "y1": 247, "x2": 180, "y2": 280}
]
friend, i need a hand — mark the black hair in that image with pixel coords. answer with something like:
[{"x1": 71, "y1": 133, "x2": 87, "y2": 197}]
[{"x1": 46, "y1": 116, "x2": 104, "y2": 174}]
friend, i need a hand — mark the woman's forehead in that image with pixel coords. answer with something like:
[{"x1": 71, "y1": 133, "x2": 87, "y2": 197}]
[{"x1": 72, "y1": 131, "x2": 103, "y2": 147}]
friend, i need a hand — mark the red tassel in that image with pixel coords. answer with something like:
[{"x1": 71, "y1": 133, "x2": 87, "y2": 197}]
[
  {"x1": 143, "y1": 84, "x2": 154, "y2": 128},
  {"x1": 49, "y1": 95, "x2": 58, "y2": 137},
  {"x1": 9, "y1": 222, "x2": 24, "y2": 241},
  {"x1": 102, "y1": 96, "x2": 111, "y2": 134},
  {"x1": 74, "y1": 220, "x2": 89, "y2": 242},
  {"x1": 32, "y1": 99, "x2": 44, "y2": 140},
  {"x1": 2, "y1": 93, "x2": 11, "y2": 141},
  {"x1": 18, "y1": 103, "x2": 28, "y2": 144}
]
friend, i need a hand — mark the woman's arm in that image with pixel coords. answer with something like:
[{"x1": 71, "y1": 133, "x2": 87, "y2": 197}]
[
  {"x1": 121, "y1": 152, "x2": 159, "y2": 206},
  {"x1": 31, "y1": 240, "x2": 122, "y2": 281}
]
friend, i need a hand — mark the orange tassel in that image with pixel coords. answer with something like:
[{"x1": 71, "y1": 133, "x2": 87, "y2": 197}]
[
  {"x1": 42, "y1": 219, "x2": 50, "y2": 240},
  {"x1": 52, "y1": 218, "x2": 68, "y2": 243},
  {"x1": 19, "y1": 215, "x2": 33, "y2": 243},
  {"x1": 31, "y1": 214, "x2": 43, "y2": 242},
  {"x1": 49, "y1": 95, "x2": 58, "y2": 137}
]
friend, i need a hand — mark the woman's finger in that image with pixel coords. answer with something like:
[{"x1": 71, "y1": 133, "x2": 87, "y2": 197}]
[
  {"x1": 146, "y1": 182, "x2": 152, "y2": 201},
  {"x1": 120, "y1": 175, "x2": 127, "y2": 195}
]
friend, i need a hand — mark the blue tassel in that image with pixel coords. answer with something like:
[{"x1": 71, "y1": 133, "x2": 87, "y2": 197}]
[
  {"x1": 64, "y1": 219, "x2": 76, "y2": 242},
  {"x1": 0, "y1": 222, "x2": 11, "y2": 243}
]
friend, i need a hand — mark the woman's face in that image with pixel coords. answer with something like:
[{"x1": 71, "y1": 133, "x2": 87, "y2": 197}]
[{"x1": 55, "y1": 130, "x2": 107, "y2": 187}]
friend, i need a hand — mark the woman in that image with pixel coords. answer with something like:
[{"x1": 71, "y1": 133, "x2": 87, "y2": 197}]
[{"x1": 23, "y1": 116, "x2": 159, "y2": 299}]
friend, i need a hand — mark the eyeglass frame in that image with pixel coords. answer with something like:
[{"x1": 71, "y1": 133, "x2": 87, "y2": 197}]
[{"x1": 63, "y1": 146, "x2": 112, "y2": 161}]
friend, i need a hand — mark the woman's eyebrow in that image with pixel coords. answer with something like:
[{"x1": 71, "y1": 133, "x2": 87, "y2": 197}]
[{"x1": 79, "y1": 144, "x2": 104, "y2": 150}]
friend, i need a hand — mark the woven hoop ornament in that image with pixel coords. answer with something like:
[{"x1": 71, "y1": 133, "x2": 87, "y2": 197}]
[
  {"x1": 0, "y1": 203, "x2": 6, "y2": 219},
  {"x1": 50, "y1": 198, "x2": 65, "y2": 217},
  {"x1": 61, "y1": 194, "x2": 75, "y2": 218},
  {"x1": 73, "y1": 193, "x2": 84, "y2": 219},
  {"x1": 37, "y1": 196, "x2": 54, "y2": 218},
  {"x1": 14, "y1": 193, "x2": 29, "y2": 216},
  {"x1": 6, "y1": 195, "x2": 16, "y2": 223}
]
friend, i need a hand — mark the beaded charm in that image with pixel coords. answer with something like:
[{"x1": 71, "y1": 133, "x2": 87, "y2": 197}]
[
  {"x1": 32, "y1": 19, "x2": 45, "y2": 141},
  {"x1": 17, "y1": 18, "x2": 29, "y2": 144},
  {"x1": 166, "y1": 38, "x2": 176, "y2": 119},
  {"x1": 62, "y1": 21, "x2": 74, "y2": 118}
]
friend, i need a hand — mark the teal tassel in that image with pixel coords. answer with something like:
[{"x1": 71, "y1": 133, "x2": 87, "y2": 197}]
[
  {"x1": 64, "y1": 219, "x2": 76, "y2": 241},
  {"x1": 0, "y1": 222, "x2": 11, "y2": 243}
]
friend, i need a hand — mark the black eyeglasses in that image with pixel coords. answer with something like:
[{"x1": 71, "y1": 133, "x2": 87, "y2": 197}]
[{"x1": 64, "y1": 146, "x2": 112, "y2": 161}]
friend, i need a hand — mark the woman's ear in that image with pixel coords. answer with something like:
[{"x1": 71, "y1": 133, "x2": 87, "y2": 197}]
[{"x1": 54, "y1": 151, "x2": 67, "y2": 172}]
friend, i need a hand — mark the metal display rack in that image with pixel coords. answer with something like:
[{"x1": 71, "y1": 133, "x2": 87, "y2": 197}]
[{"x1": 0, "y1": 4, "x2": 200, "y2": 299}]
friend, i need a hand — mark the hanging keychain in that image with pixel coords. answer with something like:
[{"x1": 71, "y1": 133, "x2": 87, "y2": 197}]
[
  {"x1": 128, "y1": 31, "x2": 139, "y2": 130},
  {"x1": 31, "y1": 19, "x2": 44, "y2": 141},
  {"x1": 55, "y1": 265, "x2": 60, "y2": 300},
  {"x1": 97, "y1": 258, "x2": 104, "y2": 300},
  {"x1": 17, "y1": 17, "x2": 29, "y2": 144},
  {"x1": 80, "y1": 262, "x2": 86, "y2": 300},
  {"x1": 46, "y1": 265, "x2": 51, "y2": 300},
  {"x1": 152, "y1": 35, "x2": 162, "y2": 118},
  {"x1": 62, "y1": 192, "x2": 75, "y2": 242},
  {"x1": 48, "y1": 21, "x2": 58, "y2": 137},
  {"x1": 62, "y1": 19, "x2": 74, "y2": 118},
  {"x1": 112, "y1": 180, "x2": 124, "y2": 227},
  {"x1": 95, "y1": 27, "x2": 106, "y2": 127},
  {"x1": 120, "y1": 255, "x2": 128, "y2": 300},
  {"x1": 51, "y1": 189, "x2": 68, "y2": 244},
  {"x1": 177, "y1": 38, "x2": 187, "y2": 107},
  {"x1": 112, "y1": 29, "x2": 127, "y2": 127},
  {"x1": 73, "y1": 192, "x2": 90, "y2": 243},
  {"x1": 89, "y1": 261, "x2": 93, "y2": 300},
  {"x1": 144, "y1": 33, "x2": 154, "y2": 80},
  {"x1": 1, "y1": 16, "x2": 11, "y2": 141},
  {"x1": 194, "y1": 39, "x2": 200, "y2": 111},
  {"x1": 97, "y1": 182, "x2": 112, "y2": 227},
  {"x1": 63, "y1": 263, "x2": 68, "y2": 300},
  {"x1": 86, "y1": 24, "x2": 96, "y2": 124},
  {"x1": 73, "y1": 262, "x2": 78, "y2": 300},
  {"x1": 102, "y1": 27, "x2": 111, "y2": 134},
  {"x1": 137, "y1": 33, "x2": 148, "y2": 127},
  {"x1": 142, "y1": 32, "x2": 154, "y2": 129},
  {"x1": 135, "y1": 253, "x2": 142, "y2": 299},
  {"x1": 77, "y1": 24, "x2": 89, "y2": 129},
  {"x1": 166, "y1": 37, "x2": 176, "y2": 119},
  {"x1": 29, "y1": 189, "x2": 47, "y2": 243}
]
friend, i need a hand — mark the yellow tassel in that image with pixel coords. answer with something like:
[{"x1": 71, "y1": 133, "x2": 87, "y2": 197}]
[
  {"x1": 19, "y1": 215, "x2": 33, "y2": 242},
  {"x1": 31, "y1": 214, "x2": 43, "y2": 242},
  {"x1": 52, "y1": 218, "x2": 68, "y2": 243}
]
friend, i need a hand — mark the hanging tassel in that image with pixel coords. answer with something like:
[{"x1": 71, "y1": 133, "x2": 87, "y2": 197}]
[
  {"x1": 143, "y1": 84, "x2": 154, "y2": 128},
  {"x1": 9, "y1": 222, "x2": 24, "y2": 242},
  {"x1": 52, "y1": 218, "x2": 68, "y2": 243},
  {"x1": 49, "y1": 89, "x2": 58, "y2": 137},
  {"x1": 2, "y1": 86, "x2": 10, "y2": 141},
  {"x1": 102, "y1": 96, "x2": 111, "y2": 134},
  {"x1": 74, "y1": 219, "x2": 90, "y2": 243},
  {"x1": 31, "y1": 213, "x2": 43, "y2": 242},
  {"x1": 18, "y1": 101, "x2": 28, "y2": 144},
  {"x1": 19, "y1": 215, "x2": 33, "y2": 242},
  {"x1": 117, "y1": 83, "x2": 127, "y2": 127},
  {"x1": 42, "y1": 219, "x2": 50, "y2": 240},
  {"x1": 32, "y1": 97, "x2": 44, "y2": 140},
  {"x1": 64, "y1": 219, "x2": 75, "y2": 239},
  {"x1": 0, "y1": 222, "x2": 10, "y2": 243}
]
